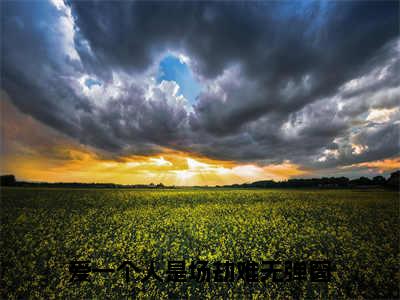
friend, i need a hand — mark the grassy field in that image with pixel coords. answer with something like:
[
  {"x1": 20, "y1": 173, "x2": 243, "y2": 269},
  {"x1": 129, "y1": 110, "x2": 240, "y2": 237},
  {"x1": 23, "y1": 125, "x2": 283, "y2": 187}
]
[{"x1": 0, "y1": 188, "x2": 399, "y2": 299}]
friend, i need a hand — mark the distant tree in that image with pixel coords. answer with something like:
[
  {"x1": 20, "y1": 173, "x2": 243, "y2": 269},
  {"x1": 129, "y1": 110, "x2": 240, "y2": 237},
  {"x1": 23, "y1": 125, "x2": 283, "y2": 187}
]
[
  {"x1": 372, "y1": 175, "x2": 386, "y2": 185},
  {"x1": 386, "y1": 170, "x2": 400, "y2": 189},
  {"x1": 350, "y1": 176, "x2": 372, "y2": 186},
  {"x1": 0, "y1": 175, "x2": 16, "y2": 186}
]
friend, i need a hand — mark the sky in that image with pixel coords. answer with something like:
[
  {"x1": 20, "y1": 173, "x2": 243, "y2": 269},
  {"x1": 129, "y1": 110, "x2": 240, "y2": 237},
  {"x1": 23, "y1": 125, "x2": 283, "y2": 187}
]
[{"x1": 1, "y1": 0, "x2": 399, "y2": 185}]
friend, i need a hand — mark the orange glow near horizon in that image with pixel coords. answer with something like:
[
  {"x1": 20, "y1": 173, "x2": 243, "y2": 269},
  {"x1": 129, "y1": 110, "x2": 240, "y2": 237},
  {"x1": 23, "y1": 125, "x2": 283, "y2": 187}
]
[
  {"x1": 341, "y1": 157, "x2": 400, "y2": 174},
  {"x1": 1, "y1": 95, "x2": 398, "y2": 186},
  {"x1": 0, "y1": 95, "x2": 309, "y2": 185},
  {"x1": 2, "y1": 147, "x2": 308, "y2": 186}
]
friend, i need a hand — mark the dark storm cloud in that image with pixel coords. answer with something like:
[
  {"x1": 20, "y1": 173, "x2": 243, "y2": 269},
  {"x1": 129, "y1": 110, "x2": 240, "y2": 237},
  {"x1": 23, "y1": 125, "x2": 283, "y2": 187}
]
[
  {"x1": 71, "y1": 1, "x2": 398, "y2": 129},
  {"x1": 189, "y1": 101, "x2": 350, "y2": 165},
  {"x1": 1, "y1": 0, "x2": 399, "y2": 169},
  {"x1": 313, "y1": 122, "x2": 400, "y2": 169},
  {"x1": 1, "y1": 1, "x2": 84, "y2": 137}
]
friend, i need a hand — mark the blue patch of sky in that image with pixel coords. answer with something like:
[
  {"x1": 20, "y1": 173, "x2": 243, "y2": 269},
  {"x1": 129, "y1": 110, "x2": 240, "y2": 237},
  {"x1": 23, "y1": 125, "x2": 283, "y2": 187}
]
[
  {"x1": 85, "y1": 78, "x2": 102, "y2": 88},
  {"x1": 157, "y1": 55, "x2": 202, "y2": 104}
]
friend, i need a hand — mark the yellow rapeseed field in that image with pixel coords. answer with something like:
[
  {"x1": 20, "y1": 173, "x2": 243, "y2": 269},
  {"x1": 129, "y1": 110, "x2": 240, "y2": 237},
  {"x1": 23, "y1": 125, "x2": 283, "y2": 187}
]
[{"x1": 1, "y1": 188, "x2": 398, "y2": 299}]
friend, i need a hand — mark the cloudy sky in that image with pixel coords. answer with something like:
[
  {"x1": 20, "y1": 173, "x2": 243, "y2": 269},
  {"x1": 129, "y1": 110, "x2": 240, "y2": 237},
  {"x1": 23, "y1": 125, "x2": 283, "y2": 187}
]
[{"x1": 1, "y1": 0, "x2": 399, "y2": 185}]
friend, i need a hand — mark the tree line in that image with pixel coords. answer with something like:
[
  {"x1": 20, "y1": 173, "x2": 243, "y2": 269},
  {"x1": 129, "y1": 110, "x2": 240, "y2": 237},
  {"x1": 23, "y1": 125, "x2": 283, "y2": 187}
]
[
  {"x1": 0, "y1": 171, "x2": 399, "y2": 189},
  {"x1": 220, "y1": 170, "x2": 399, "y2": 190}
]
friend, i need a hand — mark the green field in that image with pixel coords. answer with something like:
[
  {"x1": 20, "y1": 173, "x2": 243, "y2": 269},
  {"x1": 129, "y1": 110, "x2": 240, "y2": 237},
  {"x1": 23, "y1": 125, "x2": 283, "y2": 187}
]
[{"x1": 1, "y1": 188, "x2": 399, "y2": 299}]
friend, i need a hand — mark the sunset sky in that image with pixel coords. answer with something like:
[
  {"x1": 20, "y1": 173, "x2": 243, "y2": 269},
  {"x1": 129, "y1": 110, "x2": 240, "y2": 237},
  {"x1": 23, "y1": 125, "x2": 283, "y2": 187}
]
[{"x1": 1, "y1": 0, "x2": 399, "y2": 185}]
